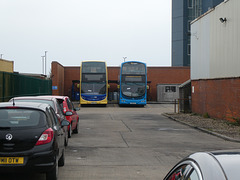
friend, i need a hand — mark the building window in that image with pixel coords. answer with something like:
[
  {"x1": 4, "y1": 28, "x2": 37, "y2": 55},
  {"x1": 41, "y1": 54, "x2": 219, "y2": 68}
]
[
  {"x1": 165, "y1": 86, "x2": 176, "y2": 93},
  {"x1": 188, "y1": 21, "x2": 191, "y2": 32},
  {"x1": 188, "y1": 0, "x2": 193, "y2": 8},
  {"x1": 187, "y1": 44, "x2": 191, "y2": 55}
]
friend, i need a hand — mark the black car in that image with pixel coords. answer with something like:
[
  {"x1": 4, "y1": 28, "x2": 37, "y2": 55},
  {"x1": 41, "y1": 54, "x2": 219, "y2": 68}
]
[
  {"x1": 164, "y1": 149, "x2": 240, "y2": 180},
  {"x1": 0, "y1": 102, "x2": 69, "y2": 180},
  {"x1": 9, "y1": 96, "x2": 69, "y2": 146}
]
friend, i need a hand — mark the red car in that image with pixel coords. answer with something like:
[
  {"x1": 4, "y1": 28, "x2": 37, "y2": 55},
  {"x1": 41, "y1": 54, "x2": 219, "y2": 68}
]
[{"x1": 39, "y1": 96, "x2": 80, "y2": 138}]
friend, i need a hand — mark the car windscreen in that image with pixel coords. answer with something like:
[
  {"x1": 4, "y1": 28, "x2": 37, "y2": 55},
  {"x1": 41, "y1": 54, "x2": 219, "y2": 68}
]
[
  {"x1": 0, "y1": 109, "x2": 46, "y2": 128},
  {"x1": 14, "y1": 99, "x2": 55, "y2": 110}
]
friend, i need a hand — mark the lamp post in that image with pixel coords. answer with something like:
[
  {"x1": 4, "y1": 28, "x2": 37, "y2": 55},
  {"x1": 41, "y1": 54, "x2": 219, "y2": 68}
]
[
  {"x1": 123, "y1": 57, "x2": 127, "y2": 62},
  {"x1": 41, "y1": 56, "x2": 45, "y2": 75},
  {"x1": 44, "y1": 51, "x2": 47, "y2": 76}
]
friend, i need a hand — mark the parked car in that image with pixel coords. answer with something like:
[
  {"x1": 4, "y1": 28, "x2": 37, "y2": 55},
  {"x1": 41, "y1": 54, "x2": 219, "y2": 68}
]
[
  {"x1": 163, "y1": 149, "x2": 240, "y2": 180},
  {"x1": 9, "y1": 96, "x2": 69, "y2": 146},
  {"x1": 38, "y1": 95, "x2": 80, "y2": 138},
  {"x1": 0, "y1": 102, "x2": 69, "y2": 180}
]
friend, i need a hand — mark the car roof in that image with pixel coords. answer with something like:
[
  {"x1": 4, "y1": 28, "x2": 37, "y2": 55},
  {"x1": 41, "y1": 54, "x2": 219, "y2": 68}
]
[
  {"x1": 11, "y1": 96, "x2": 57, "y2": 101},
  {"x1": 0, "y1": 101, "x2": 51, "y2": 111},
  {"x1": 188, "y1": 149, "x2": 240, "y2": 180},
  {"x1": 211, "y1": 150, "x2": 240, "y2": 180},
  {"x1": 188, "y1": 152, "x2": 226, "y2": 179},
  {"x1": 38, "y1": 95, "x2": 69, "y2": 100}
]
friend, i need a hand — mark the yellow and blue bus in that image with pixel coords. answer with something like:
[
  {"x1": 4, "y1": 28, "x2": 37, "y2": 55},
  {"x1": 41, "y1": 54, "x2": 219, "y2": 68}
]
[
  {"x1": 80, "y1": 61, "x2": 108, "y2": 105},
  {"x1": 119, "y1": 61, "x2": 147, "y2": 106}
]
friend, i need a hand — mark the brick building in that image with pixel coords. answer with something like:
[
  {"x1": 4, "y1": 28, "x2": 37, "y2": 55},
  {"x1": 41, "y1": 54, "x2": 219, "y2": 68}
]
[
  {"x1": 51, "y1": 61, "x2": 190, "y2": 102},
  {"x1": 191, "y1": 0, "x2": 240, "y2": 121},
  {"x1": 0, "y1": 59, "x2": 14, "y2": 73}
]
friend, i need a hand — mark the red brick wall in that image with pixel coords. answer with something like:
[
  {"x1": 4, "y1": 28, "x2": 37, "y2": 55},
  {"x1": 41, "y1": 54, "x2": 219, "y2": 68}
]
[
  {"x1": 51, "y1": 62, "x2": 190, "y2": 101},
  {"x1": 192, "y1": 78, "x2": 240, "y2": 121},
  {"x1": 64, "y1": 67, "x2": 80, "y2": 97},
  {"x1": 51, "y1": 61, "x2": 64, "y2": 95},
  {"x1": 147, "y1": 67, "x2": 190, "y2": 101},
  {"x1": 108, "y1": 67, "x2": 120, "y2": 93}
]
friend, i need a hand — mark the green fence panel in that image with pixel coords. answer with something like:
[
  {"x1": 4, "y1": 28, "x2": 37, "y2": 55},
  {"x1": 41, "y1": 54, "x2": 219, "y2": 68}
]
[{"x1": 0, "y1": 71, "x2": 52, "y2": 102}]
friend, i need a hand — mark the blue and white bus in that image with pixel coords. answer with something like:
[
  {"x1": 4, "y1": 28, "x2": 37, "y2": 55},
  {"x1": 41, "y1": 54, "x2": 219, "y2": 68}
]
[
  {"x1": 80, "y1": 61, "x2": 108, "y2": 105},
  {"x1": 119, "y1": 61, "x2": 147, "y2": 106}
]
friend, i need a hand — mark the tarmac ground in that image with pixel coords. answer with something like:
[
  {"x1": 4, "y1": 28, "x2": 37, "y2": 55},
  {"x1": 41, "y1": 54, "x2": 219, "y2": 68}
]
[{"x1": 2, "y1": 104, "x2": 240, "y2": 180}]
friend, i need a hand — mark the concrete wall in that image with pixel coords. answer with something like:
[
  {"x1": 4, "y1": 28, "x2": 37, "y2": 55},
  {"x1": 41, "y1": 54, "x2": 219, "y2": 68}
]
[
  {"x1": 0, "y1": 59, "x2": 14, "y2": 73},
  {"x1": 172, "y1": 0, "x2": 187, "y2": 66},
  {"x1": 191, "y1": 0, "x2": 240, "y2": 121}
]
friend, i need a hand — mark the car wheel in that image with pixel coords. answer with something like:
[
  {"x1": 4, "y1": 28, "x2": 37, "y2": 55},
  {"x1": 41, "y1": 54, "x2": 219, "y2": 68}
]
[
  {"x1": 68, "y1": 123, "x2": 72, "y2": 138},
  {"x1": 46, "y1": 157, "x2": 58, "y2": 180},
  {"x1": 58, "y1": 150, "x2": 65, "y2": 167},
  {"x1": 73, "y1": 121, "x2": 79, "y2": 134}
]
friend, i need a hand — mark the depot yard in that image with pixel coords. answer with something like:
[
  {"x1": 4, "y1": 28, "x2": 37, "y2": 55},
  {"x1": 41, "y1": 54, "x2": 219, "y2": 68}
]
[{"x1": 2, "y1": 104, "x2": 240, "y2": 180}]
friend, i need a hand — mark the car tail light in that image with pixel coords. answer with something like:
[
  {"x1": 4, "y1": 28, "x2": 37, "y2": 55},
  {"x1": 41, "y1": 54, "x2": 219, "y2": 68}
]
[
  {"x1": 36, "y1": 128, "x2": 54, "y2": 146},
  {"x1": 6, "y1": 106, "x2": 19, "y2": 109}
]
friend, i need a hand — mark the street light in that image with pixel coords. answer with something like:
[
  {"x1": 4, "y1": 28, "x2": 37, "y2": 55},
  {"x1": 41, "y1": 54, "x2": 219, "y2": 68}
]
[
  {"x1": 123, "y1": 57, "x2": 127, "y2": 62},
  {"x1": 44, "y1": 51, "x2": 47, "y2": 76},
  {"x1": 41, "y1": 56, "x2": 45, "y2": 75}
]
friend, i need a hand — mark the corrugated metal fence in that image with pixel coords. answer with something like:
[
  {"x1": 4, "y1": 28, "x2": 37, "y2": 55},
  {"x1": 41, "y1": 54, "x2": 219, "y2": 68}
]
[{"x1": 0, "y1": 71, "x2": 52, "y2": 102}]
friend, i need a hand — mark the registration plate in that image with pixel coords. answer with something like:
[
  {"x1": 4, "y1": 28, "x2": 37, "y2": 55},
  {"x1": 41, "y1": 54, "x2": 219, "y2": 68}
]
[
  {"x1": 0, "y1": 157, "x2": 24, "y2": 164},
  {"x1": 91, "y1": 102, "x2": 97, "y2": 104}
]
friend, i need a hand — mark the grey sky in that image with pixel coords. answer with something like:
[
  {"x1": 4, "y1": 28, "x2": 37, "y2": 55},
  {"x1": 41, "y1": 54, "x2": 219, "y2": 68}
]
[{"x1": 1, "y1": 0, "x2": 171, "y2": 74}]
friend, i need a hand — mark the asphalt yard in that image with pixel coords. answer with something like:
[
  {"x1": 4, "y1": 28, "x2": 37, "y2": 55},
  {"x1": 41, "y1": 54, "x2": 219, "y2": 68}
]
[{"x1": 2, "y1": 104, "x2": 240, "y2": 180}]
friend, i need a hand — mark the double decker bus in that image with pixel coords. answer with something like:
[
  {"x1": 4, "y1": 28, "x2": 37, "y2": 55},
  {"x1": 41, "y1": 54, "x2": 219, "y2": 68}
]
[
  {"x1": 80, "y1": 61, "x2": 108, "y2": 105},
  {"x1": 119, "y1": 61, "x2": 147, "y2": 106}
]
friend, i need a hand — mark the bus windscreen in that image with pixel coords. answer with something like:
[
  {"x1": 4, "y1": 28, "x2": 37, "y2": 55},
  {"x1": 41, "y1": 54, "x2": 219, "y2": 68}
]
[
  {"x1": 122, "y1": 62, "x2": 146, "y2": 75},
  {"x1": 82, "y1": 74, "x2": 106, "y2": 82},
  {"x1": 82, "y1": 62, "x2": 106, "y2": 73}
]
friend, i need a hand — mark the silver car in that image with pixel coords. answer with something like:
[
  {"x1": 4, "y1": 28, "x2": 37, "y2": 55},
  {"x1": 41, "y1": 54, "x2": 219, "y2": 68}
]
[{"x1": 164, "y1": 149, "x2": 240, "y2": 180}]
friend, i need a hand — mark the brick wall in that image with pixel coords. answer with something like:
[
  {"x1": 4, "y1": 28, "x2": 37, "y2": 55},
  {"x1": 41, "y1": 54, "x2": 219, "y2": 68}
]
[
  {"x1": 64, "y1": 66, "x2": 80, "y2": 97},
  {"x1": 147, "y1": 67, "x2": 190, "y2": 101},
  {"x1": 108, "y1": 66, "x2": 120, "y2": 93},
  {"x1": 51, "y1": 62, "x2": 190, "y2": 101},
  {"x1": 192, "y1": 78, "x2": 240, "y2": 121}
]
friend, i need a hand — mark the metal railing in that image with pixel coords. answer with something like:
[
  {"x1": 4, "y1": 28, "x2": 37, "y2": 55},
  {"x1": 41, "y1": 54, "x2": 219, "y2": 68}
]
[{"x1": 174, "y1": 98, "x2": 192, "y2": 113}]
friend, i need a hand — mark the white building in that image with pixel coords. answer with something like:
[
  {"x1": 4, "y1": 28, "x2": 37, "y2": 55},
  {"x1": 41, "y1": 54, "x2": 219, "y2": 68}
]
[{"x1": 191, "y1": 0, "x2": 240, "y2": 121}]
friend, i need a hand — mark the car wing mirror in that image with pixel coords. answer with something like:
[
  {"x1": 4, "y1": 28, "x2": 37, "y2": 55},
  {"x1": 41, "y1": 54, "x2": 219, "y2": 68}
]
[
  {"x1": 65, "y1": 111, "x2": 73, "y2": 116},
  {"x1": 74, "y1": 107, "x2": 80, "y2": 111},
  {"x1": 61, "y1": 120, "x2": 70, "y2": 127}
]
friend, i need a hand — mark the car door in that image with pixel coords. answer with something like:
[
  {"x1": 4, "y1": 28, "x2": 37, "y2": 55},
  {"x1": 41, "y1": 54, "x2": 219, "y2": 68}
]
[
  {"x1": 66, "y1": 98, "x2": 78, "y2": 128},
  {"x1": 49, "y1": 108, "x2": 65, "y2": 152}
]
